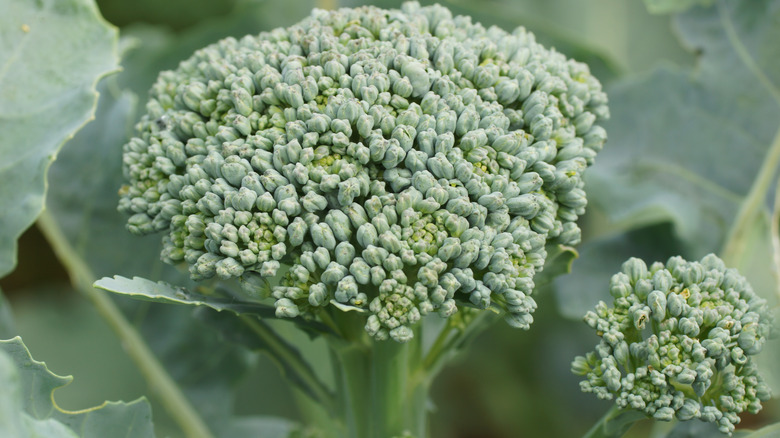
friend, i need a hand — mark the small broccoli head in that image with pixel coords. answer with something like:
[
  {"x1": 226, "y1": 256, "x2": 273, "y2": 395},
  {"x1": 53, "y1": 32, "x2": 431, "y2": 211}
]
[
  {"x1": 118, "y1": 2, "x2": 608, "y2": 342},
  {"x1": 572, "y1": 254, "x2": 774, "y2": 434}
]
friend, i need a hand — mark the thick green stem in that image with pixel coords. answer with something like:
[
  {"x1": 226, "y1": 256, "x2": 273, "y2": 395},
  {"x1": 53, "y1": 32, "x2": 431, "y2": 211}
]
[
  {"x1": 582, "y1": 405, "x2": 645, "y2": 438},
  {"x1": 722, "y1": 125, "x2": 780, "y2": 267},
  {"x1": 37, "y1": 210, "x2": 213, "y2": 438},
  {"x1": 325, "y1": 333, "x2": 429, "y2": 438},
  {"x1": 770, "y1": 177, "x2": 780, "y2": 301}
]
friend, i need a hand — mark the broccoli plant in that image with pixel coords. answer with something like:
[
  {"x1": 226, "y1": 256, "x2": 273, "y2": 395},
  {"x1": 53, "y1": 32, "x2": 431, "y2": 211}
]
[{"x1": 0, "y1": 0, "x2": 779, "y2": 438}]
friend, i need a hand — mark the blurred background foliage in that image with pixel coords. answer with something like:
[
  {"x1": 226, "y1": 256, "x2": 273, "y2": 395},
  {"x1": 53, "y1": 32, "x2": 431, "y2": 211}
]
[{"x1": 1, "y1": 0, "x2": 778, "y2": 437}]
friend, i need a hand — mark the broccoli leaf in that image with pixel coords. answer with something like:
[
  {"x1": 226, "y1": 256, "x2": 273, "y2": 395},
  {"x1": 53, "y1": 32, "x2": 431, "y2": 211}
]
[
  {"x1": 643, "y1": 0, "x2": 714, "y2": 14},
  {"x1": 96, "y1": 0, "x2": 238, "y2": 30},
  {"x1": 557, "y1": 0, "x2": 780, "y2": 319},
  {"x1": 554, "y1": 224, "x2": 685, "y2": 319},
  {"x1": 736, "y1": 422, "x2": 780, "y2": 437},
  {"x1": 94, "y1": 275, "x2": 277, "y2": 317},
  {"x1": 664, "y1": 420, "x2": 722, "y2": 437},
  {"x1": 587, "y1": 0, "x2": 780, "y2": 257},
  {"x1": 0, "y1": 336, "x2": 154, "y2": 438},
  {"x1": 534, "y1": 244, "x2": 578, "y2": 287},
  {"x1": 195, "y1": 309, "x2": 334, "y2": 407},
  {"x1": 0, "y1": 0, "x2": 118, "y2": 278}
]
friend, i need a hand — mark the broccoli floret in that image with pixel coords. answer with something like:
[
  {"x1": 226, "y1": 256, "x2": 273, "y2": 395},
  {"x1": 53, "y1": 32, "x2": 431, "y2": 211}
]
[
  {"x1": 118, "y1": 2, "x2": 608, "y2": 342},
  {"x1": 572, "y1": 254, "x2": 774, "y2": 435}
]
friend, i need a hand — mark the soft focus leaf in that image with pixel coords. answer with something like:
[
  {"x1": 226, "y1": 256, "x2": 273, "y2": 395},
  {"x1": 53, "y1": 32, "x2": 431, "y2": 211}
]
[
  {"x1": 643, "y1": 0, "x2": 714, "y2": 15},
  {"x1": 587, "y1": 0, "x2": 780, "y2": 256},
  {"x1": 196, "y1": 309, "x2": 333, "y2": 405},
  {"x1": 664, "y1": 420, "x2": 722, "y2": 437},
  {"x1": 535, "y1": 244, "x2": 578, "y2": 287},
  {"x1": 118, "y1": 0, "x2": 316, "y2": 105},
  {"x1": 0, "y1": 0, "x2": 118, "y2": 277},
  {"x1": 554, "y1": 224, "x2": 684, "y2": 319},
  {"x1": 0, "y1": 337, "x2": 155, "y2": 438},
  {"x1": 736, "y1": 422, "x2": 780, "y2": 437},
  {"x1": 96, "y1": 0, "x2": 238, "y2": 30},
  {"x1": 559, "y1": 0, "x2": 780, "y2": 319}
]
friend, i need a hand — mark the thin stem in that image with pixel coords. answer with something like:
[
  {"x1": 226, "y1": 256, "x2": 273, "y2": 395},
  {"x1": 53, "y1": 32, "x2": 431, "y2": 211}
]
[
  {"x1": 317, "y1": 307, "x2": 344, "y2": 339},
  {"x1": 422, "y1": 324, "x2": 454, "y2": 371},
  {"x1": 721, "y1": 125, "x2": 780, "y2": 267},
  {"x1": 239, "y1": 315, "x2": 334, "y2": 407},
  {"x1": 423, "y1": 310, "x2": 493, "y2": 374},
  {"x1": 582, "y1": 405, "x2": 645, "y2": 438},
  {"x1": 770, "y1": 177, "x2": 780, "y2": 302},
  {"x1": 36, "y1": 210, "x2": 213, "y2": 438}
]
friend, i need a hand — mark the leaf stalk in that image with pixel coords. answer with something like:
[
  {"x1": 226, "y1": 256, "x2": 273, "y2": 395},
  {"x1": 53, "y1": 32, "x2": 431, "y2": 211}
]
[{"x1": 37, "y1": 210, "x2": 214, "y2": 438}]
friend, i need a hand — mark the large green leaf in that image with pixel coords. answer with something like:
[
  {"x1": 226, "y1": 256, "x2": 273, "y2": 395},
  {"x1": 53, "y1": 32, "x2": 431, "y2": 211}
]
[
  {"x1": 554, "y1": 224, "x2": 684, "y2": 319},
  {"x1": 96, "y1": 0, "x2": 238, "y2": 30},
  {"x1": 0, "y1": 0, "x2": 118, "y2": 278},
  {"x1": 194, "y1": 308, "x2": 334, "y2": 407},
  {"x1": 737, "y1": 422, "x2": 780, "y2": 437},
  {"x1": 643, "y1": 0, "x2": 713, "y2": 14},
  {"x1": 587, "y1": 0, "x2": 780, "y2": 255},
  {"x1": 534, "y1": 244, "x2": 578, "y2": 287},
  {"x1": 94, "y1": 275, "x2": 276, "y2": 317},
  {"x1": 0, "y1": 337, "x2": 154, "y2": 438},
  {"x1": 557, "y1": 0, "x2": 780, "y2": 318}
]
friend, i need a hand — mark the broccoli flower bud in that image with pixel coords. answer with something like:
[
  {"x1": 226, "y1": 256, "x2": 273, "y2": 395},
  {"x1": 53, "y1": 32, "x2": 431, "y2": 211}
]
[
  {"x1": 572, "y1": 254, "x2": 774, "y2": 435},
  {"x1": 119, "y1": 2, "x2": 608, "y2": 342}
]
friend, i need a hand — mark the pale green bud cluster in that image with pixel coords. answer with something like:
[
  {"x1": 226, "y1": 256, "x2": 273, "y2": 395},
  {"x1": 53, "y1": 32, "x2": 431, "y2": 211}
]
[
  {"x1": 119, "y1": 2, "x2": 608, "y2": 342},
  {"x1": 572, "y1": 255, "x2": 773, "y2": 434}
]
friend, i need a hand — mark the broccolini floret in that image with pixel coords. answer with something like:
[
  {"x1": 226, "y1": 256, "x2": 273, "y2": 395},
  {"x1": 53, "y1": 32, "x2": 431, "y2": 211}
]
[
  {"x1": 572, "y1": 254, "x2": 773, "y2": 434},
  {"x1": 118, "y1": 2, "x2": 608, "y2": 342}
]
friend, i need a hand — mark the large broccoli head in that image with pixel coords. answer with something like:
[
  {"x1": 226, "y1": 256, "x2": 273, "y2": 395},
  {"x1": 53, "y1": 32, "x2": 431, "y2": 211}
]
[
  {"x1": 119, "y1": 2, "x2": 608, "y2": 342},
  {"x1": 572, "y1": 255, "x2": 774, "y2": 434}
]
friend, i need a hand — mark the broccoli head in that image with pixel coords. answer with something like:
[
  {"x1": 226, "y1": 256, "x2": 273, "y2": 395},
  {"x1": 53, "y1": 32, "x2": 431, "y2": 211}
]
[
  {"x1": 118, "y1": 2, "x2": 608, "y2": 342},
  {"x1": 572, "y1": 254, "x2": 774, "y2": 434}
]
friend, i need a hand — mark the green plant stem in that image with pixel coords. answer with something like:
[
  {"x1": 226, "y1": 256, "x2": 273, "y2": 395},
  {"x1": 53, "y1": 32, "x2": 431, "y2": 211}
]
[
  {"x1": 647, "y1": 419, "x2": 677, "y2": 438},
  {"x1": 722, "y1": 125, "x2": 780, "y2": 267},
  {"x1": 770, "y1": 177, "x2": 780, "y2": 301},
  {"x1": 239, "y1": 315, "x2": 334, "y2": 407},
  {"x1": 326, "y1": 333, "x2": 429, "y2": 438},
  {"x1": 36, "y1": 210, "x2": 213, "y2": 438},
  {"x1": 422, "y1": 324, "x2": 454, "y2": 371},
  {"x1": 423, "y1": 310, "x2": 493, "y2": 375},
  {"x1": 582, "y1": 405, "x2": 645, "y2": 438}
]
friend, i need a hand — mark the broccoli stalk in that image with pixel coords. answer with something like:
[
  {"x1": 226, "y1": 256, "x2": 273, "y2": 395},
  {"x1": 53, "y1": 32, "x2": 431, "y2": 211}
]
[{"x1": 110, "y1": 2, "x2": 609, "y2": 436}]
